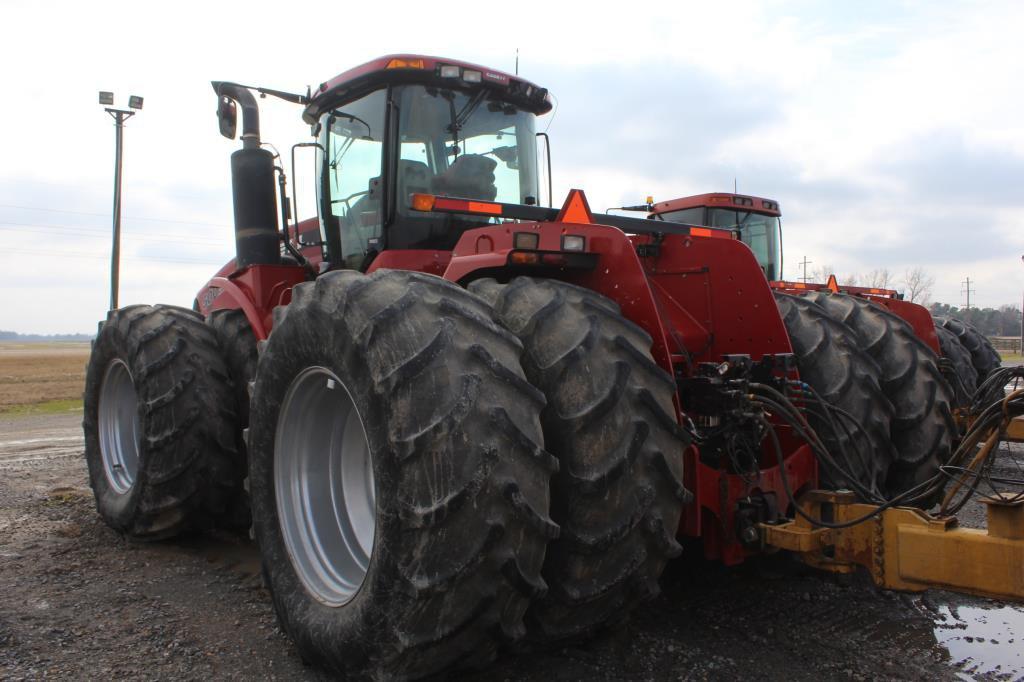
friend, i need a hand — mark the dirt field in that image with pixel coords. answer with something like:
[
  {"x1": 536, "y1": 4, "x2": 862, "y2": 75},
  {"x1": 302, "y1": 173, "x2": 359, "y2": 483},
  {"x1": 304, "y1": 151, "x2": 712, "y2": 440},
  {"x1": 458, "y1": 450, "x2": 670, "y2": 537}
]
[
  {"x1": 0, "y1": 342, "x2": 89, "y2": 412},
  {"x1": 1, "y1": 350, "x2": 1022, "y2": 679},
  {"x1": 1, "y1": 409, "x2": 1023, "y2": 680}
]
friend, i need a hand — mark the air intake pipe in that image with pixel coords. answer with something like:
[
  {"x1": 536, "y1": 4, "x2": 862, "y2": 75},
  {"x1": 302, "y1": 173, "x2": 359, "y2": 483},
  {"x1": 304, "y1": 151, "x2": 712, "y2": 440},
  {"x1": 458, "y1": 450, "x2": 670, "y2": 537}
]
[{"x1": 211, "y1": 81, "x2": 280, "y2": 268}]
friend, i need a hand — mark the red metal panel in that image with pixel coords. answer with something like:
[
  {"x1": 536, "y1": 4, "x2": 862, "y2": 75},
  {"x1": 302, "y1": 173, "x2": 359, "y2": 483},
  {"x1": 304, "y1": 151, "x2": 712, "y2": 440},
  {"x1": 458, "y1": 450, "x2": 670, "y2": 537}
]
[
  {"x1": 445, "y1": 221, "x2": 676, "y2": 376},
  {"x1": 639, "y1": 235, "x2": 794, "y2": 363},
  {"x1": 684, "y1": 444, "x2": 817, "y2": 565},
  {"x1": 195, "y1": 264, "x2": 307, "y2": 340}
]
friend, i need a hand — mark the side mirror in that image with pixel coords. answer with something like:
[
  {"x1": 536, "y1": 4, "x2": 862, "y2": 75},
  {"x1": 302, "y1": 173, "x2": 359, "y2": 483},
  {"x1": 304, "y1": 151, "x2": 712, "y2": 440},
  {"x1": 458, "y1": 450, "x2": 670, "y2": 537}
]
[{"x1": 217, "y1": 96, "x2": 237, "y2": 139}]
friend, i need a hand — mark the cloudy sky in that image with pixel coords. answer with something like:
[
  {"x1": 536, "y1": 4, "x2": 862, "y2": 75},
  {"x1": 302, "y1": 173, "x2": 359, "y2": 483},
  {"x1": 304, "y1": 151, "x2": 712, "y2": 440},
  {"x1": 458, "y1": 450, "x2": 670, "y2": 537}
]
[{"x1": 3, "y1": 0, "x2": 1022, "y2": 333}]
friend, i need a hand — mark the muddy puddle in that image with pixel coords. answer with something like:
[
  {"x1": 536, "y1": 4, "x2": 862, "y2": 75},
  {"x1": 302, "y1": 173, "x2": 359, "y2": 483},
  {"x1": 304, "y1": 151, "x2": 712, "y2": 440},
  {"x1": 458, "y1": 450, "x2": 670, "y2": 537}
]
[{"x1": 934, "y1": 602, "x2": 1024, "y2": 679}]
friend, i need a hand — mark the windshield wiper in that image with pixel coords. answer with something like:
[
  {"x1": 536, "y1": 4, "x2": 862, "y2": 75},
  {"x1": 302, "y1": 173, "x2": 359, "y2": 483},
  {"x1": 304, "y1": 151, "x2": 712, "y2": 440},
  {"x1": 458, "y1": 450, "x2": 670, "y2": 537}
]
[
  {"x1": 328, "y1": 110, "x2": 373, "y2": 168},
  {"x1": 442, "y1": 90, "x2": 488, "y2": 159}
]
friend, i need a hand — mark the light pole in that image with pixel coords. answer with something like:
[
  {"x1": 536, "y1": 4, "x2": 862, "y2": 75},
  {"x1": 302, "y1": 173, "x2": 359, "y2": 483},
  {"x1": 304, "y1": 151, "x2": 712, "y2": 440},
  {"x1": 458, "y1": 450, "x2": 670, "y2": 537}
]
[{"x1": 99, "y1": 91, "x2": 143, "y2": 311}]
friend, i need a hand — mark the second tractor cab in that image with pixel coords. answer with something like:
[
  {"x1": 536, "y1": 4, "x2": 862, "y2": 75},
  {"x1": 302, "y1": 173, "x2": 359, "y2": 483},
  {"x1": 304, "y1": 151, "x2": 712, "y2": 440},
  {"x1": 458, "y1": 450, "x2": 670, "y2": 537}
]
[{"x1": 649, "y1": 192, "x2": 783, "y2": 281}]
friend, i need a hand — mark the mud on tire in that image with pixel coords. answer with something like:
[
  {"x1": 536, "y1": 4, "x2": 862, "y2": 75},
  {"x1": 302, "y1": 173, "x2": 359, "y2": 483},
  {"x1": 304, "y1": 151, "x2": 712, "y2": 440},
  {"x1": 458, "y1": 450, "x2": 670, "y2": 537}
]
[
  {"x1": 775, "y1": 293, "x2": 895, "y2": 497},
  {"x1": 247, "y1": 269, "x2": 558, "y2": 679},
  {"x1": 799, "y1": 292, "x2": 955, "y2": 498},
  {"x1": 83, "y1": 305, "x2": 239, "y2": 539},
  {"x1": 470, "y1": 277, "x2": 689, "y2": 644}
]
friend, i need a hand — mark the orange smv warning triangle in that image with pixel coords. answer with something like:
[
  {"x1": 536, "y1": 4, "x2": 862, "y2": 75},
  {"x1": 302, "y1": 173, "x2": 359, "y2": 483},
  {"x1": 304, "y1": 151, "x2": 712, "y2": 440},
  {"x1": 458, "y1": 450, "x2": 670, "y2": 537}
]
[
  {"x1": 555, "y1": 189, "x2": 594, "y2": 224},
  {"x1": 825, "y1": 274, "x2": 840, "y2": 293}
]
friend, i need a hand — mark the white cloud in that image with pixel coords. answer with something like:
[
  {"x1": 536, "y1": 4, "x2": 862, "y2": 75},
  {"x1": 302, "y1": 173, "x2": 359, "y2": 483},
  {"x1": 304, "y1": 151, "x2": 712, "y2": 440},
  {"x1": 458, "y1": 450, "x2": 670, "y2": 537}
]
[{"x1": 1, "y1": 0, "x2": 1022, "y2": 332}]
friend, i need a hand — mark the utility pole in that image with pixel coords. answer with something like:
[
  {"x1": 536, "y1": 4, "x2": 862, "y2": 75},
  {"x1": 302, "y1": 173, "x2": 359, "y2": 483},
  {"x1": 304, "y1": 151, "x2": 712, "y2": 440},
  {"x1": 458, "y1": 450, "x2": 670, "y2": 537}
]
[
  {"x1": 799, "y1": 256, "x2": 813, "y2": 283},
  {"x1": 1020, "y1": 256, "x2": 1023, "y2": 355},
  {"x1": 961, "y1": 277, "x2": 975, "y2": 310},
  {"x1": 99, "y1": 91, "x2": 143, "y2": 312}
]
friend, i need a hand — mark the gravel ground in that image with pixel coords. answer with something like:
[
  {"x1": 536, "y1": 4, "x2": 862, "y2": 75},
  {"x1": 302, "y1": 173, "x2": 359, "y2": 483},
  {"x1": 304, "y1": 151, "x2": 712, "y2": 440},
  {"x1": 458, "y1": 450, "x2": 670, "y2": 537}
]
[{"x1": 1, "y1": 411, "x2": 1022, "y2": 681}]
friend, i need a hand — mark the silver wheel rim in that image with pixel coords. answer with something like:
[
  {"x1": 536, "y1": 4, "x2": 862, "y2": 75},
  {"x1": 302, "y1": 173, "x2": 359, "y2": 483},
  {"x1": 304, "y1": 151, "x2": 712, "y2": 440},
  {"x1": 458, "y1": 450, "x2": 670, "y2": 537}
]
[
  {"x1": 98, "y1": 359, "x2": 141, "y2": 494},
  {"x1": 275, "y1": 367, "x2": 376, "y2": 607}
]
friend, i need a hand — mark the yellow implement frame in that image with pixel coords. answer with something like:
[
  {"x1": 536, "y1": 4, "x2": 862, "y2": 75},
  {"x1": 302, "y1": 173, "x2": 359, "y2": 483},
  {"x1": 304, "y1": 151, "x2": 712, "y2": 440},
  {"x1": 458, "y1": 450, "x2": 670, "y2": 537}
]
[
  {"x1": 1005, "y1": 415, "x2": 1024, "y2": 442},
  {"x1": 761, "y1": 490, "x2": 1024, "y2": 601}
]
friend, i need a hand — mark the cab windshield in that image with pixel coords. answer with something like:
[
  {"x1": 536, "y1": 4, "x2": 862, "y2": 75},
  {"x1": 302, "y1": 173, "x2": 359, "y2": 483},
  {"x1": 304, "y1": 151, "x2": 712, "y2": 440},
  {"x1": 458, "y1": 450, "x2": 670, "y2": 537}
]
[
  {"x1": 392, "y1": 84, "x2": 539, "y2": 249},
  {"x1": 317, "y1": 84, "x2": 541, "y2": 268},
  {"x1": 708, "y1": 209, "x2": 781, "y2": 280},
  {"x1": 658, "y1": 206, "x2": 782, "y2": 280}
]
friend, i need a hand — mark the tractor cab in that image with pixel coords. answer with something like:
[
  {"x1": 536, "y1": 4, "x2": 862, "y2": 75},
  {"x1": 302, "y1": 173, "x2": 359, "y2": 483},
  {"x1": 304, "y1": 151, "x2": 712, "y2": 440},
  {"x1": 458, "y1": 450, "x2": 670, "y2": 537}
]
[
  {"x1": 650, "y1": 193, "x2": 783, "y2": 281},
  {"x1": 302, "y1": 55, "x2": 552, "y2": 270}
]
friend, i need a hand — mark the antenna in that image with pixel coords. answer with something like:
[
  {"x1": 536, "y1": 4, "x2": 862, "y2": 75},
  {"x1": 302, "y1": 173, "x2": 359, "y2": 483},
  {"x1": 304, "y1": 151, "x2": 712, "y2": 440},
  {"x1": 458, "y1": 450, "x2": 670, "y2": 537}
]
[
  {"x1": 961, "y1": 276, "x2": 975, "y2": 309},
  {"x1": 515, "y1": 48, "x2": 519, "y2": 75},
  {"x1": 799, "y1": 256, "x2": 813, "y2": 283}
]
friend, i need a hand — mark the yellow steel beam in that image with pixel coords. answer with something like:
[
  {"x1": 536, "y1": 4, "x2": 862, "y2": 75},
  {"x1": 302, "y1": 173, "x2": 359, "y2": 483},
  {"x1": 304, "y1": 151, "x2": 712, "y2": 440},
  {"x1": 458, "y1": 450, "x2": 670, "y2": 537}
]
[
  {"x1": 761, "y1": 491, "x2": 1024, "y2": 601},
  {"x1": 1005, "y1": 415, "x2": 1024, "y2": 443}
]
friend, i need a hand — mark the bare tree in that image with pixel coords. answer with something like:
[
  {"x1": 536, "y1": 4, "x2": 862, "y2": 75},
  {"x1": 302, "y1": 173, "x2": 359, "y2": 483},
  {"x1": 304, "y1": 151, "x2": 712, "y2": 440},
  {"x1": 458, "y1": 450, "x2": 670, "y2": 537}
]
[
  {"x1": 865, "y1": 268, "x2": 893, "y2": 289},
  {"x1": 841, "y1": 272, "x2": 860, "y2": 286},
  {"x1": 903, "y1": 266, "x2": 935, "y2": 305},
  {"x1": 810, "y1": 264, "x2": 835, "y2": 284}
]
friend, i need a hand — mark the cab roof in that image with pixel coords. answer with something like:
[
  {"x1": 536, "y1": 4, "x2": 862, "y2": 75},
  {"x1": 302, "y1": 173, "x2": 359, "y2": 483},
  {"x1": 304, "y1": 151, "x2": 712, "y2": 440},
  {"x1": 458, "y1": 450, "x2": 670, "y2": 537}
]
[
  {"x1": 303, "y1": 54, "x2": 552, "y2": 124},
  {"x1": 652, "y1": 192, "x2": 781, "y2": 217}
]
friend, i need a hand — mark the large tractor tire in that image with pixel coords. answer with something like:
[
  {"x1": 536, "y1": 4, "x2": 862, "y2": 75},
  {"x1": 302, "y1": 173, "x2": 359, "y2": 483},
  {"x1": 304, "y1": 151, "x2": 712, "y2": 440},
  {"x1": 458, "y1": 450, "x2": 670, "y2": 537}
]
[
  {"x1": 247, "y1": 270, "x2": 557, "y2": 679},
  {"x1": 207, "y1": 308, "x2": 258, "y2": 430},
  {"x1": 935, "y1": 325, "x2": 978, "y2": 406},
  {"x1": 207, "y1": 308, "x2": 259, "y2": 528},
  {"x1": 799, "y1": 292, "x2": 955, "y2": 498},
  {"x1": 83, "y1": 305, "x2": 239, "y2": 539},
  {"x1": 469, "y1": 277, "x2": 688, "y2": 644},
  {"x1": 775, "y1": 293, "x2": 895, "y2": 498},
  {"x1": 937, "y1": 317, "x2": 1002, "y2": 382}
]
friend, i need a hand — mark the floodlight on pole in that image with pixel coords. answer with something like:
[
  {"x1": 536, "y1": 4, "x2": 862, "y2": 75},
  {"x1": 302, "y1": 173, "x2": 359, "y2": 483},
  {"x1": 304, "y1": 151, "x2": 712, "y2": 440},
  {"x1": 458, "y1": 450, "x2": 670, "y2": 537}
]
[{"x1": 100, "y1": 92, "x2": 141, "y2": 312}]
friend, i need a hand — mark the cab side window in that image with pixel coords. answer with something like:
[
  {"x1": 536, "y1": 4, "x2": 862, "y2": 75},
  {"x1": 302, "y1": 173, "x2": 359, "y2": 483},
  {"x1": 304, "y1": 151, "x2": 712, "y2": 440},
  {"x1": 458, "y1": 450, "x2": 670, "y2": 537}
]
[{"x1": 321, "y1": 89, "x2": 387, "y2": 269}]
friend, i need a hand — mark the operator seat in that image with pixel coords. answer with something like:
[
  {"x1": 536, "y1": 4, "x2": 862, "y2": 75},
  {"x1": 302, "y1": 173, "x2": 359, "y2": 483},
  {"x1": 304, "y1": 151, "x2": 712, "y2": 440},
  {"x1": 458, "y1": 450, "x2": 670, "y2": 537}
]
[{"x1": 397, "y1": 159, "x2": 433, "y2": 209}]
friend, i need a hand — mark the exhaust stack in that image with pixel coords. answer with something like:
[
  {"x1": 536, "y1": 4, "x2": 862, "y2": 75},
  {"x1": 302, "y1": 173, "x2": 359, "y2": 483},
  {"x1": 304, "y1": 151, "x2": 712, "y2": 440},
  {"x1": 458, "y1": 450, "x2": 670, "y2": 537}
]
[{"x1": 212, "y1": 81, "x2": 280, "y2": 269}]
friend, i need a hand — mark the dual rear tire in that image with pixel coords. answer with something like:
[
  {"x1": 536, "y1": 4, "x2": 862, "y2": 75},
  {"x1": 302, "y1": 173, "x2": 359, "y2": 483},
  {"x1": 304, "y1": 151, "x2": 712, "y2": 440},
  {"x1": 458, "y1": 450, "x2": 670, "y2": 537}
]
[
  {"x1": 84, "y1": 273, "x2": 688, "y2": 678},
  {"x1": 776, "y1": 293, "x2": 959, "y2": 503},
  {"x1": 248, "y1": 270, "x2": 558, "y2": 678},
  {"x1": 83, "y1": 305, "x2": 239, "y2": 539}
]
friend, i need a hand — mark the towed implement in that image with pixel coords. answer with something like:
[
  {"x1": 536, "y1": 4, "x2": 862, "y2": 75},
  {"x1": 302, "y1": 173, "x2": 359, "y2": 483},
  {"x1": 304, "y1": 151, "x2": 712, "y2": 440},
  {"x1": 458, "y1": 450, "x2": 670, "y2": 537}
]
[{"x1": 84, "y1": 56, "x2": 1024, "y2": 679}]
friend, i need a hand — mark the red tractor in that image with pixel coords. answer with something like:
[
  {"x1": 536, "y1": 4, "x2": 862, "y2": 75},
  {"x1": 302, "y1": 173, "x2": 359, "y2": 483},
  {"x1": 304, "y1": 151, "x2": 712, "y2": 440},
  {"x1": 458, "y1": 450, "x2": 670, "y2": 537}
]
[
  {"x1": 648, "y1": 192, "x2": 1004, "y2": 407},
  {"x1": 83, "y1": 56, "x2": 1022, "y2": 679}
]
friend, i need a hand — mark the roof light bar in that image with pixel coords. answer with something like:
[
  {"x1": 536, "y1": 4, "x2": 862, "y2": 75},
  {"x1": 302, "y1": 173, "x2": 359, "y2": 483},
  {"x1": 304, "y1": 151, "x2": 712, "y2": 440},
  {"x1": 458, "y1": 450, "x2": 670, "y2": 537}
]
[
  {"x1": 439, "y1": 65, "x2": 460, "y2": 78},
  {"x1": 386, "y1": 57, "x2": 425, "y2": 69}
]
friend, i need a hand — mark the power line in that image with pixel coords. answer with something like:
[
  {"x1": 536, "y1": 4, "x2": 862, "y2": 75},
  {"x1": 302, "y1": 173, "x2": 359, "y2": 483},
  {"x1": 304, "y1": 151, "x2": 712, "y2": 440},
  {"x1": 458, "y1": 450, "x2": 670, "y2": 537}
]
[
  {"x1": 3, "y1": 246, "x2": 226, "y2": 266},
  {"x1": 0, "y1": 221, "x2": 224, "y2": 245},
  {"x1": 0, "y1": 203, "x2": 231, "y2": 229},
  {"x1": 799, "y1": 256, "x2": 813, "y2": 283},
  {"x1": 962, "y1": 276, "x2": 975, "y2": 309}
]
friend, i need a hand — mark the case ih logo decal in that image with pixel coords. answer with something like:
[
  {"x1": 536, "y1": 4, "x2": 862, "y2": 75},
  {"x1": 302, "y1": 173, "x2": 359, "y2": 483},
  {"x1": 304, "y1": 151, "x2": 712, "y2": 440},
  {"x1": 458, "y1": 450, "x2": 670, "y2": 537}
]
[{"x1": 201, "y1": 287, "x2": 222, "y2": 311}]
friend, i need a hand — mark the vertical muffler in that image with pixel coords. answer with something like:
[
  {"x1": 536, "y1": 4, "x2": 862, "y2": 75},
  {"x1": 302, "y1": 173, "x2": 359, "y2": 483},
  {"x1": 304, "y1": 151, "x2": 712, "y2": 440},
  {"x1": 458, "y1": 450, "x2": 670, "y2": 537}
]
[{"x1": 212, "y1": 81, "x2": 280, "y2": 268}]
